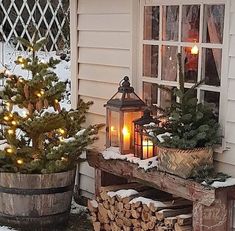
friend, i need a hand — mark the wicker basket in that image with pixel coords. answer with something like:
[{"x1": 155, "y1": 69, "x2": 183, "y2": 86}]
[{"x1": 157, "y1": 147, "x2": 213, "y2": 179}]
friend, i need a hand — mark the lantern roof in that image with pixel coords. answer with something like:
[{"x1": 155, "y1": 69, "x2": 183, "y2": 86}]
[
  {"x1": 133, "y1": 109, "x2": 157, "y2": 126},
  {"x1": 105, "y1": 76, "x2": 146, "y2": 109}
]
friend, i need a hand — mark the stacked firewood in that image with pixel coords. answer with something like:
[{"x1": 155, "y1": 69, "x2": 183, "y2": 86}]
[{"x1": 88, "y1": 183, "x2": 193, "y2": 231}]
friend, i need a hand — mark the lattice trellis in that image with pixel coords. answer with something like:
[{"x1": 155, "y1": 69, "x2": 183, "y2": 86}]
[{"x1": 0, "y1": 0, "x2": 69, "y2": 51}]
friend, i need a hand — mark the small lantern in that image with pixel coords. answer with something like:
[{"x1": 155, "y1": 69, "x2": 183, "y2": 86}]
[
  {"x1": 133, "y1": 109, "x2": 158, "y2": 159},
  {"x1": 105, "y1": 76, "x2": 146, "y2": 154}
]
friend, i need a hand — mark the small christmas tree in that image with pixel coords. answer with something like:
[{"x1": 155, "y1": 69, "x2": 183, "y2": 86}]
[
  {"x1": 0, "y1": 35, "x2": 103, "y2": 173},
  {"x1": 150, "y1": 53, "x2": 220, "y2": 149}
]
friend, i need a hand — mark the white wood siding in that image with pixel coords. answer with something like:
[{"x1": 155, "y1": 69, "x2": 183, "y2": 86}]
[
  {"x1": 72, "y1": 1, "x2": 235, "y2": 211},
  {"x1": 73, "y1": 0, "x2": 132, "y2": 195}
]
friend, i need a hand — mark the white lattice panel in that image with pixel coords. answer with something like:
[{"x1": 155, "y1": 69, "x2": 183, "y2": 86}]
[{"x1": 0, "y1": 0, "x2": 69, "y2": 51}]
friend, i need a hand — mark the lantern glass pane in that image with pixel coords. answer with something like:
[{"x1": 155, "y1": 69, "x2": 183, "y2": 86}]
[
  {"x1": 110, "y1": 110, "x2": 120, "y2": 147},
  {"x1": 122, "y1": 111, "x2": 142, "y2": 153}
]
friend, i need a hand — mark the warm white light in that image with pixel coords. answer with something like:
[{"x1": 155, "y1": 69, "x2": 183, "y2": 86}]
[
  {"x1": 6, "y1": 148, "x2": 13, "y2": 154},
  {"x1": 191, "y1": 44, "x2": 199, "y2": 55},
  {"x1": 7, "y1": 129, "x2": 14, "y2": 135},
  {"x1": 36, "y1": 93, "x2": 42, "y2": 97},
  {"x1": 4, "y1": 116, "x2": 10, "y2": 121},
  {"x1": 55, "y1": 99, "x2": 59, "y2": 103},
  {"x1": 11, "y1": 121, "x2": 17, "y2": 126},
  {"x1": 17, "y1": 159, "x2": 23, "y2": 165},
  {"x1": 40, "y1": 90, "x2": 45, "y2": 95},
  {"x1": 58, "y1": 128, "x2": 65, "y2": 135}
]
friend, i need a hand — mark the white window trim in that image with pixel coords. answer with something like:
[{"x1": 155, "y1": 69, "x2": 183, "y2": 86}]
[{"x1": 133, "y1": 0, "x2": 231, "y2": 153}]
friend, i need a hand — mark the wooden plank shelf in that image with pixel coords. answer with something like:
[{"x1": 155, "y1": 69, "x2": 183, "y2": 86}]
[{"x1": 87, "y1": 150, "x2": 235, "y2": 231}]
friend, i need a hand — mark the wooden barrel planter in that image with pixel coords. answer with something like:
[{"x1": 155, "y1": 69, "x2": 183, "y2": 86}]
[{"x1": 0, "y1": 169, "x2": 76, "y2": 228}]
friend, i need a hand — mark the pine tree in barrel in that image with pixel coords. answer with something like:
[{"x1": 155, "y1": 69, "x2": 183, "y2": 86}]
[
  {"x1": 0, "y1": 35, "x2": 102, "y2": 228},
  {"x1": 0, "y1": 35, "x2": 102, "y2": 174}
]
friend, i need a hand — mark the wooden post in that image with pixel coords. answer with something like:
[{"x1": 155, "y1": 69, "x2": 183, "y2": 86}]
[{"x1": 193, "y1": 190, "x2": 233, "y2": 231}]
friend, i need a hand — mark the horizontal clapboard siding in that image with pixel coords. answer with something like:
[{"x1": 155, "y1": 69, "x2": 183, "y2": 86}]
[
  {"x1": 76, "y1": 0, "x2": 132, "y2": 195},
  {"x1": 79, "y1": 64, "x2": 130, "y2": 84},
  {"x1": 78, "y1": 31, "x2": 131, "y2": 49},
  {"x1": 78, "y1": 14, "x2": 130, "y2": 31}
]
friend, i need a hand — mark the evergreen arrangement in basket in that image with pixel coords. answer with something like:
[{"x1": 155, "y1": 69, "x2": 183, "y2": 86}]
[
  {"x1": 148, "y1": 53, "x2": 220, "y2": 178},
  {"x1": 0, "y1": 35, "x2": 103, "y2": 174}
]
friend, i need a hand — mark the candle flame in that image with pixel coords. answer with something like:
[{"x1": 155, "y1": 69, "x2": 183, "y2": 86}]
[{"x1": 122, "y1": 127, "x2": 129, "y2": 136}]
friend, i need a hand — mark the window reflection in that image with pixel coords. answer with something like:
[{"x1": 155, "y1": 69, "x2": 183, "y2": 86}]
[
  {"x1": 144, "y1": 6, "x2": 160, "y2": 40},
  {"x1": 162, "y1": 5, "x2": 179, "y2": 41},
  {"x1": 143, "y1": 45, "x2": 158, "y2": 77},
  {"x1": 182, "y1": 47, "x2": 199, "y2": 83},
  {"x1": 203, "y1": 5, "x2": 225, "y2": 44},
  {"x1": 202, "y1": 48, "x2": 221, "y2": 86},
  {"x1": 182, "y1": 5, "x2": 200, "y2": 42},
  {"x1": 161, "y1": 45, "x2": 178, "y2": 81}
]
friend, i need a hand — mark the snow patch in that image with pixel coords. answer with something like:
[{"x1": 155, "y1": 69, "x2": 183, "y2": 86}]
[
  {"x1": 107, "y1": 189, "x2": 138, "y2": 199},
  {"x1": 76, "y1": 129, "x2": 86, "y2": 136},
  {"x1": 0, "y1": 227, "x2": 17, "y2": 231},
  {"x1": 90, "y1": 200, "x2": 98, "y2": 208},
  {"x1": 156, "y1": 132, "x2": 172, "y2": 143},
  {"x1": 70, "y1": 199, "x2": 87, "y2": 214},
  {"x1": 130, "y1": 197, "x2": 167, "y2": 208},
  {"x1": 202, "y1": 178, "x2": 235, "y2": 188},
  {"x1": 102, "y1": 147, "x2": 158, "y2": 171}
]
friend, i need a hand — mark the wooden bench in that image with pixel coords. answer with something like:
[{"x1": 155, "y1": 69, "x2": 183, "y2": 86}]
[{"x1": 87, "y1": 150, "x2": 235, "y2": 231}]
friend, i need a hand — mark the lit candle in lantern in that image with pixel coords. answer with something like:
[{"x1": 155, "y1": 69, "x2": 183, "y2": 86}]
[
  {"x1": 142, "y1": 139, "x2": 153, "y2": 159},
  {"x1": 122, "y1": 126, "x2": 130, "y2": 151}
]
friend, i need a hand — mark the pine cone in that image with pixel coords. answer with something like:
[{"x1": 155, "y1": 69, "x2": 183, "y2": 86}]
[
  {"x1": 36, "y1": 100, "x2": 43, "y2": 112},
  {"x1": 28, "y1": 103, "x2": 34, "y2": 115},
  {"x1": 24, "y1": 84, "x2": 29, "y2": 99},
  {"x1": 44, "y1": 99, "x2": 49, "y2": 108}
]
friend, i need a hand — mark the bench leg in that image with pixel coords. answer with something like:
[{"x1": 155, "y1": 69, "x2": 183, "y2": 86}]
[{"x1": 193, "y1": 191, "x2": 233, "y2": 231}]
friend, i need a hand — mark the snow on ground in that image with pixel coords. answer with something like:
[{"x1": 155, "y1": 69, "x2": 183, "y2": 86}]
[
  {"x1": 0, "y1": 43, "x2": 71, "y2": 110},
  {"x1": 0, "y1": 227, "x2": 17, "y2": 231},
  {"x1": 102, "y1": 147, "x2": 158, "y2": 171}
]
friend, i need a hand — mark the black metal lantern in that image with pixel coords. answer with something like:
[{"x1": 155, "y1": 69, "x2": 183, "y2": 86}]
[
  {"x1": 105, "y1": 76, "x2": 146, "y2": 154},
  {"x1": 133, "y1": 109, "x2": 158, "y2": 159}
]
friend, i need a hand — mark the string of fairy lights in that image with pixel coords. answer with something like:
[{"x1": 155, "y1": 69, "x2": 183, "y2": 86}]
[{"x1": 0, "y1": 53, "x2": 68, "y2": 166}]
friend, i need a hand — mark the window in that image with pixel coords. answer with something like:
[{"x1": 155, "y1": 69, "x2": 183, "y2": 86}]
[{"x1": 140, "y1": 0, "x2": 226, "y2": 120}]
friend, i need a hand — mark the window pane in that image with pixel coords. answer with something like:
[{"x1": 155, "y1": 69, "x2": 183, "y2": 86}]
[
  {"x1": 144, "y1": 6, "x2": 160, "y2": 40},
  {"x1": 203, "y1": 5, "x2": 225, "y2": 44},
  {"x1": 143, "y1": 45, "x2": 158, "y2": 77},
  {"x1": 202, "y1": 48, "x2": 222, "y2": 86},
  {"x1": 143, "y1": 82, "x2": 158, "y2": 106},
  {"x1": 160, "y1": 86, "x2": 176, "y2": 109},
  {"x1": 182, "y1": 47, "x2": 199, "y2": 83},
  {"x1": 161, "y1": 45, "x2": 178, "y2": 81},
  {"x1": 182, "y1": 5, "x2": 200, "y2": 42},
  {"x1": 201, "y1": 90, "x2": 220, "y2": 118},
  {"x1": 162, "y1": 5, "x2": 179, "y2": 41}
]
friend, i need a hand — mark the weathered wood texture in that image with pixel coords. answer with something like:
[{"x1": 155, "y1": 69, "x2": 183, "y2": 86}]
[
  {"x1": 87, "y1": 151, "x2": 235, "y2": 231},
  {"x1": 0, "y1": 169, "x2": 76, "y2": 228},
  {"x1": 87, "y1": 151, "x2": 215, "y2": 206},
  {"x1": 88, "y1": 183, "x2": 193, "y2": 230}
]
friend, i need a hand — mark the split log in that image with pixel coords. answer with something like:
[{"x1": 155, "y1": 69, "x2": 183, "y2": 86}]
[
  {"x1": 93, "y1": 221, "x2": 101, "y2": 231},
  {"x1": 164, "y1": 216, "x2": 177, "y2": 228},
  {"x1": 177, "y1": 214, "x2": 192, "y2": 226},
  {"x1": 175, "y1": 223, "x2": 192, "y2": 231},
  {"x1": 156, "y1": 207, "x2": 192, "y2": 221}
]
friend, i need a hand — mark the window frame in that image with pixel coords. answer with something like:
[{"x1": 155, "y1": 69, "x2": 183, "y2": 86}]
[{"x1": 137, "y1": 0, "x2": 231, "y2": 152}]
